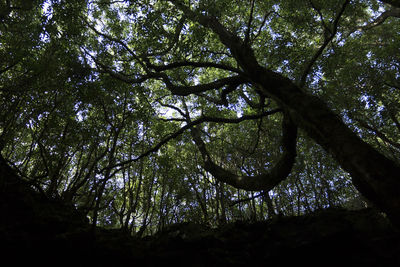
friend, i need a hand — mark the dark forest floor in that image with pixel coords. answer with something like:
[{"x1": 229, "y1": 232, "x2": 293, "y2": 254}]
[{"x1": 1, "y1": 157, "x2": 400, "y2": 266}]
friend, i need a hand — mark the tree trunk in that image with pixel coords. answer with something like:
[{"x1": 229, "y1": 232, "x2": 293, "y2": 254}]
[
  {"x1": 244, "y1": 60, "x2": 400, "y2": 227},
  {"x1": 175, "y1": 5, "x2": 400, "y2": 227},
  {"x1": 253, "y1": 67, "x2": 400, "y2": 227}
]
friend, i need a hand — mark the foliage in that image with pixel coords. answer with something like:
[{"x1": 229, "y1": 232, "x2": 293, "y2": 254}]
[{"x1": 1, "y1": 0, "x2": 399, "y2": 234}]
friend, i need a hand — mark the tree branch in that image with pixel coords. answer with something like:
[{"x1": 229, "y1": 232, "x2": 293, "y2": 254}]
[
  {"x1": 103, "y1": 109, "x2": 281, "y2": 171},
  {"x1": 197, "y1": 77, "x2": 246, "y2": 106},
  {"x1": 159, "y1": 103, "x2": 187, "y2": 118},
  {"x1": 244, "y1": 0, "x2": 256, "y2": 45},
  {"x1": 146, "y1": 16, "x2": 186, "y2": 56},
  {"x1": 146, "y1": 60, "x2": 243, "y2": 74},
  {"x1": 300, "y1": 0, "x2": 350, "y2": 87},
  {"x1": 190, "y1": 112, "x2": 297, "y2": 191},
  {"x1": 253, "y1": 11, "x2": 273, "y2": 41},
  {"x1": 355, "y1": 118, "x2": 400, "y2": 149},
  {"x1": 85, "y1": 20, "x2": 148, "y2": 71},
  {"x1": 169, "y1": 0, "x2": 400, "y2": 227},
  {"x1": 162, "y1": 75, "x2": 247, "y2": 96},
  {"x1": 0, "y1": 61, "x2": 19, "y2": 75},
  {"x1": 359, "y1": 7, "x2": 400, "y2": 30},
  {"x1": 229, "y1": 191, "x2": 266, "y2": 207}
]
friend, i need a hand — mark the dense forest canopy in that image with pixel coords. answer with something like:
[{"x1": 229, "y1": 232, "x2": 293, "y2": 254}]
[{"x1": 1, "y1": 0, "x2": 400, "y2": 234}]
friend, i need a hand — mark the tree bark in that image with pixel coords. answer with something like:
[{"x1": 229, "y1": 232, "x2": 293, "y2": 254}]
[
  {"x1": 246, "y1": 62, "x2": 400, "y2": 227},
  {"x1": 172, "y1": 1, "x2": 400, "y2": 228}
]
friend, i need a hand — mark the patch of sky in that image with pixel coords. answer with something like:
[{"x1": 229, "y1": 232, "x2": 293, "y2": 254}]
[
  {"x1": 39, "y1": 0, "x2": 54, "y2": 43},
  {"x1": 336, "y1": 32, "x2": 346, "y2": 47},
  {"x1": 41, "y1": 0, "x2": 54, "y2": 21},
  {"x1": 74, "y1": 102, "x2": 87, "y2": 122}
]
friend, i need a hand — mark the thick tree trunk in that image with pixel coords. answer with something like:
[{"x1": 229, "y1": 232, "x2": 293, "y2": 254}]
[
  {"x1": 174, "y1": 4, "x2": 400, "y2": 227},
  {"x1": 226, "y1": 58, "x2": 400, "y2": 227},
  {"x1": 251, "y1": 66, "x2": 400, "y2": 227},
  {"x1": 231, "y1": 49, "x2": 400, "y2": 226}
]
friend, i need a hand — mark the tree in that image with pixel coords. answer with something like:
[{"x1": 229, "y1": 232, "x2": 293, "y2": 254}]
[
  {"x1": 160, "y1": 0, "x2": 400, "y2": 226},
  {"x1": 1, "y1": 0, "x2": 400, "y2": 231}
]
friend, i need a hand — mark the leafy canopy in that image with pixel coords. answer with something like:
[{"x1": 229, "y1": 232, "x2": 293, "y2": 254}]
[{"x1": 1, "y1": 0, "x2": 399, "y2": 232}]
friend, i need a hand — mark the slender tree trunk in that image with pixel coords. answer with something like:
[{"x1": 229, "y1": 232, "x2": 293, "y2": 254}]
[
  {"x1": 217, "y1": 182, "x2": 227, "y2": 224},
  {"x1": 136, "y1": 172, "x2": 156, "y2": 237},
  {"x1": 264, "y1": 192, "x2": 273, "y2": 218},
  {"x1": 91, "y1": 178, "x2": 107, "y2": 228},
  {"x1": 294, "y1": 178, "x2": 302, "y2": 216},
  {"x1": 250, "y1": 192, "x2": 257, "y2": 221},
  {"x1": 190, "y1": 176, "x2": 209, "y2": 223},
  {"x1": 297, "y1": 177, "x2": 312, "y2": 213}
]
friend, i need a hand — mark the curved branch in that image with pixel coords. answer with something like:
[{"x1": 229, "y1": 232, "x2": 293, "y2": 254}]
[
  {"x1": 190, "y1": 112, "x2": 298, "y2": 191},
  {"x1": 170, "y1": 0, "x2": 400, "y2": 228},
  {"x1": 197, "y1": 77, "x2": 246, "y2": 106},
  {"x1": 103, "y1": 109, "x2": 281, "y2": 171},
  {"x1": 92, "y1": 52, "x2": 248, "y2": 97},
  {"x1": 163, "y1": 75, "x2": 247, "y2": 96}
]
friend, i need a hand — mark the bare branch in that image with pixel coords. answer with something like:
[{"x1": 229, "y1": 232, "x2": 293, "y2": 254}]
[
  {"x1": 0, "y1": 61, "x2": 19, "y2": 75},
  {"x1": 308, "y1": 0, "x2": 331, "y2": 34},
  {"x1": 146, "y1": 16, "x2": 186, "y2": 56},
  {"x1": 197, "y1": 76, "x2": 246, "y2": 106},
  {"x1": 158, "y1": 117, "x2": 187, "y2": 122},
  {"x1": 90, "y1": 49, "x2": 247, "y2": 97}
]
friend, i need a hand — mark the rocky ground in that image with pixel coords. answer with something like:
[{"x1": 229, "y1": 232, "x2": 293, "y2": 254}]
[{"x1": 1, "y1": 156, "x2": 400, "y2": 266}]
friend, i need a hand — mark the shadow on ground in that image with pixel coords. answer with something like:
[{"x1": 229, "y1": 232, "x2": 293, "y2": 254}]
[{"x1": 1, "y1": 156, "x2": 399, "y2": 266}]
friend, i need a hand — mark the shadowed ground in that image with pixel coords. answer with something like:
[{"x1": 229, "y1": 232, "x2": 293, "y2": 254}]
[{"x1": 1, "y1": 156, "x2": 399, "y2": 266}]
